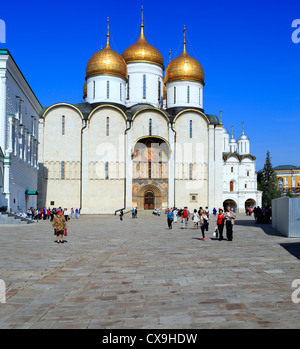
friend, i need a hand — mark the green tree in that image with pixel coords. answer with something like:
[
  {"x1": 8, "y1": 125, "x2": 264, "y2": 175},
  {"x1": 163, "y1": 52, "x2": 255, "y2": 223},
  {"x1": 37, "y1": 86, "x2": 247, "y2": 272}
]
[{"x1": 260, "y1": 150, "x2": 281, "y2": 206}]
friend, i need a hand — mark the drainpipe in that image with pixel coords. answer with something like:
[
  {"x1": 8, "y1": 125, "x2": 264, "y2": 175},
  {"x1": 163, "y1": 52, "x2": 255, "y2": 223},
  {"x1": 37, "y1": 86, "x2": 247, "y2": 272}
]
[
  {"x1": 115, "y1": 119, "x2": 131, "y2": 215},
  {"x1": 171, "y1": 121, "x2": 176, "y2": 207},
  {"x1": 80, "y1": 119, "x2": 87, "y2": 212}
]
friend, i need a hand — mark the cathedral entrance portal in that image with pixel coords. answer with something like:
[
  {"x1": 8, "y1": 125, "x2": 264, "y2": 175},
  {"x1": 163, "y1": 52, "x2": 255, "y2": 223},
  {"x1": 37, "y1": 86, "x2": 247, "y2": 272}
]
[
  {"x1": 144, "y1": 191, "x2": 154, "y2": 210},
  {"x1": 132, "y1": 136, "x2": 170, "y2": 210}
]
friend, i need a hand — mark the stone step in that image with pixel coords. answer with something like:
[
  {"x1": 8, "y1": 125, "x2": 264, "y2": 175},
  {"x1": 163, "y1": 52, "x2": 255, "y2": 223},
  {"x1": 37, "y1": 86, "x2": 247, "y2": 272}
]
[{"x1": 0, "y1": 212, "x2": 35, "y2": 224}]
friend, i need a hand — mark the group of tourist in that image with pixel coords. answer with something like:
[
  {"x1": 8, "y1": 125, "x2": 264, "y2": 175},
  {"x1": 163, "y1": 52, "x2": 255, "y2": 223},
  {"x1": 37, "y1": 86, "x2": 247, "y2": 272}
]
[
  {"x1": 165, "y1": 206, "x2": 236, "y2": 241},
  {"x1": 253, "y1": 206, "x2": 272, "y2": 224},
  {"x1": 27, "y1": 207, "x2": 80, "y2": 221}
]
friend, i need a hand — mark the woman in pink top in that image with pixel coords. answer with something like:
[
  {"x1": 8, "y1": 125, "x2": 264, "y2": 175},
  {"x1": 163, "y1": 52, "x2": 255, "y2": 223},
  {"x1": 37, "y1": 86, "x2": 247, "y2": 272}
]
[{"x1": 216, "y1": 209, "x2": 225, "y2": 241}]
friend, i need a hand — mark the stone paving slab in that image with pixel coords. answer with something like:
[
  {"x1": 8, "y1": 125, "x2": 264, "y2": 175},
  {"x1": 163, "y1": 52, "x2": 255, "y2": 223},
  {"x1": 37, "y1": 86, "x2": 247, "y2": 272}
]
[{"x1": 0, "y1": 213, "x2": 299, "y2": 329}]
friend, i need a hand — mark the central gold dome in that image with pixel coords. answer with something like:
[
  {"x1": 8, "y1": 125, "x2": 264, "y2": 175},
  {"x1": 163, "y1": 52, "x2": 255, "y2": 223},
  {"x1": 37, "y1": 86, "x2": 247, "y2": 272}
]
[
  {"x1": 122, "y1": 24, "x2": 164, "y2": 69},
  {"x1": 164, "y1": 41, "x2": 204, "y2": 84},
  {"x1": 86, "y1": 33, "x2": 127, "y2": 80}
]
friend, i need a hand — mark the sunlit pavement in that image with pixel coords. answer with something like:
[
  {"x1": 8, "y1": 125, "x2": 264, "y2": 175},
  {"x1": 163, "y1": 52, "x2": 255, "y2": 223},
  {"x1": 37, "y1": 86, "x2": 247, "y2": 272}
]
[{"x1": 0, "y1": 212, "x2": 299, "y2": 329}]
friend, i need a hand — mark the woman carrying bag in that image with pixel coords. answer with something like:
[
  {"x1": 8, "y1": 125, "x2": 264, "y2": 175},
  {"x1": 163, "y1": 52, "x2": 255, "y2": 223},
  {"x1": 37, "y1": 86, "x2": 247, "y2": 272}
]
[
  {"x1": 216, "y1": 208, "x2": 225, "y2": 241},
  {"x1": 199, "y1": 209, "x2": 208, "y2": 240}
]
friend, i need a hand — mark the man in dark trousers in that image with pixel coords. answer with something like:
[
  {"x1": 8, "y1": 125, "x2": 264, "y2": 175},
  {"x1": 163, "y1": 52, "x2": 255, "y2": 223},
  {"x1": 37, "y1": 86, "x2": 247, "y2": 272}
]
[{"x1": 224, "y1": 206, "x2": 236, "y2": 241}]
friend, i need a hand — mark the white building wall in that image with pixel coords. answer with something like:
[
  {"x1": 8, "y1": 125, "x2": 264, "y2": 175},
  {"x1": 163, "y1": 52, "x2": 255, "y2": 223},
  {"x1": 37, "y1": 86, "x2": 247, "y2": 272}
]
[
  {"x1": 126, "y1": 62, "x2": 163, "y2": 108},
  {"x1": 166, "y1": 80, "x2": 204, "y2": 109},
  {"x1": 0, "y1": 51, "x2": 41, "y2": 212},
  {"x1": 86, "y1": 75, "x2": 126, "y2": 105}
]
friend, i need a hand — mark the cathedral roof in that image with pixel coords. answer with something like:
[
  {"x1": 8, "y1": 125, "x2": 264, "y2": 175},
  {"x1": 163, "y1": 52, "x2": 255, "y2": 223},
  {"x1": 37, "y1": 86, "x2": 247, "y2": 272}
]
[
  {"x1": 40, "y1": 102, "x2": 221, "y2": 126},
  {"x1": 223, "y1": 152, "x2": 256, "y2": 161},
  {"x1": 122, "y1": 24, "x2": 164, "y2": 69},
  {"x1": 86, "y1": 23, "x2": 127, "y2": 80},
  {"x1": 164, "y1": 29, "x2": 204, "y2": 84}
]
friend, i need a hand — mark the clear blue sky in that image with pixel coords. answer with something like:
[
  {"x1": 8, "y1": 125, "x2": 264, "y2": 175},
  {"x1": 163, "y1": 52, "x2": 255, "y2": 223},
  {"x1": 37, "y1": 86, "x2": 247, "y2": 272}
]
[{"x1": 1, "y1": 0, "x2": 300, "y2": 170}]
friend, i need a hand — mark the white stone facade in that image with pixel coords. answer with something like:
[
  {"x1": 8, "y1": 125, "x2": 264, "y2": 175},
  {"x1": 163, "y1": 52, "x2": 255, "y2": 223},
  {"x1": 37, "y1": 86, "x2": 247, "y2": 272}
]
[
  {"x1": 0, "y1": 49, "x2": 42, "y2": 212},
  {"x1": 222, "y1": 126, "x2": 262, "y2": 212}
]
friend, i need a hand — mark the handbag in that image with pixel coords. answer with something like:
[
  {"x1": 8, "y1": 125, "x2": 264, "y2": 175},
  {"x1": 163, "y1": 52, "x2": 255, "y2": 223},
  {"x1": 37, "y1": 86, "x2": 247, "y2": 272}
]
[
  {"x1": 213, "y1": 226, "x2": 218, "y2": 238},
  {"x1": 64, "y1": 228, "x2": 68, "y2": 236}
]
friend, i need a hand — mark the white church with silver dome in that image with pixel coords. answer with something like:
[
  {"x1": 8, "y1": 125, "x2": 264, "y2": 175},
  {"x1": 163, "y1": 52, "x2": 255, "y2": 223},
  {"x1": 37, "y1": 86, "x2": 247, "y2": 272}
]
[{"x1": 37, "y1": 16, "x2": 262, "y2": 214}]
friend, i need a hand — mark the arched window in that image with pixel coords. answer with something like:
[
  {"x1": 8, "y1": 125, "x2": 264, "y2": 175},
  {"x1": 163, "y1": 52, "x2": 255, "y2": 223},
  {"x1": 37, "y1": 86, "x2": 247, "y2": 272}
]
[
  {"x1": 105, "y1": 162, "x2": 109, "y2": 179},
  {"x1": 106, "y1": 117, "x2": 109, "y2": 136},
  {"x1": 230, "y1": 181, "x2": 234, "y2": 192},
  {"x1": 61, "y1": 161, "x2": 65, "y2": 180},
  {"x1": 62, "y1": 115, "x2": 65, "y2": 135},
  {"x1": 174, "y1": 86, "x2": 176, "y2": 104},
  {"x1": 127, "y1": 75, "x2": 130, "y2": 100},
  {"x1": 106, "y1": 81, "x2": 110, "y2": 99},
  {"x1": 143, "y1": 75, "x2": 146, "y2": 99},
  {"x1": 189, "y1": 163, "x2": 193, "y2": 180}
]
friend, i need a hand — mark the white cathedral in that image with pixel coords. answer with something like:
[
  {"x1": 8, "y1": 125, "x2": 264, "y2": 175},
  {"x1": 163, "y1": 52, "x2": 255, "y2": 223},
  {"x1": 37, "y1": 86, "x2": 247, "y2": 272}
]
[{"x1": 0, "y1": 17, "x2": 262, "y2": 215}]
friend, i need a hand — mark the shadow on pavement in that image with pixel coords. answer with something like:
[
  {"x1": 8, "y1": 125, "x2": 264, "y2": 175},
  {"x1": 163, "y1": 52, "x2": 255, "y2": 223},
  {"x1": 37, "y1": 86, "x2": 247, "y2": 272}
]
[{"x1": 280, "y1": 242, "x2": 300, "y2": 260}]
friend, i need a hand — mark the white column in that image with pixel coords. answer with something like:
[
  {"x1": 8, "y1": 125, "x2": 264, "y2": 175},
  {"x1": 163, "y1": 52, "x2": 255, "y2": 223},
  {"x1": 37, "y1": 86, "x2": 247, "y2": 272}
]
[
  {"x1": 0, "y1": 76, "x2": 7, "y2": 151},
  {"x1": 3, "y1": 150, "x2": 10, "y2": 211},
  {"x1": 125, "y1": 122, "x2": 132, "y2": 211},
  {"x1": 168, "y1": 123, "x2": 175, "y2": 208},
  {"x1": 80, "y1": 123, "x2": 89, "y2": 214},
  {"x1": 208, "y1": 125, "x2": 215, "y2": 209}
]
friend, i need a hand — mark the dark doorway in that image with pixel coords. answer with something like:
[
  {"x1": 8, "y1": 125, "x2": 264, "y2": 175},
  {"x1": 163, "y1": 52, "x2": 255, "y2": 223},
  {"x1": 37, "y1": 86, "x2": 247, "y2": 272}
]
[{"x1": 144, "y1": 191, "x2": 154, "y2": 210}]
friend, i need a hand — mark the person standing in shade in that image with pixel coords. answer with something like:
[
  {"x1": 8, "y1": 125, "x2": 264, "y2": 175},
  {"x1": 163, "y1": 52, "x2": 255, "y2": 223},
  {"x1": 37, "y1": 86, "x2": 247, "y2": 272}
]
[
  {"x1": 224, "y1": 206, "x2": 236, "y2": 241},
  {"x1": 216, "y1": 208, "x2": 225, "y2": 240},
  {"x1": 52, "y1": 210, "x2": 67, "y2": 244},
  {"x1": 166, "y1": 209, "x2": 173, "y2": 229},
  {"x1": 119, "y1": 209, "x2": 124, "y2": 221}
]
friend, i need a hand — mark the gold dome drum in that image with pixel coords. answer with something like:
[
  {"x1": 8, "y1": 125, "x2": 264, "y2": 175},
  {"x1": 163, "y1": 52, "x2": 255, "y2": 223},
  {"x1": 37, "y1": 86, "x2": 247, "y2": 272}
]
[
  {"x1": 86, "y1": 35, "x2": 127, "y2": 80},
  {"x1": 122, "y1": 25, "x2": 164, "y2": 69},
  {"x1": 164, "y1": 44, "x2": 204, "y2": 84}
]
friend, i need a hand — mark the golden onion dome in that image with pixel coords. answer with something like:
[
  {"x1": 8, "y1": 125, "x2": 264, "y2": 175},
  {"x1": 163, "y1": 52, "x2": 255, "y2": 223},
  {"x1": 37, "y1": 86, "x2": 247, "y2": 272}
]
[
  {"x1": 86, "y1": 30, "x2": 127, "y2": 80},
  {"x1": 122, "y1": 24, "x2": 164, "y2": 69},
  {"x1": 164, "y1": 39, "x2": 204, "y2": 84},
  {"x1": 83, "y1": 80, "x2": 87, "y2": 98}
]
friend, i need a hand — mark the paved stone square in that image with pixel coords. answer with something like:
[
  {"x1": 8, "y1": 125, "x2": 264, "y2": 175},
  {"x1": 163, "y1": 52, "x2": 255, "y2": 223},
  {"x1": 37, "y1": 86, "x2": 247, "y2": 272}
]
[{"x1": 0, "y1": 212, "x2": 299, "y2": 329}]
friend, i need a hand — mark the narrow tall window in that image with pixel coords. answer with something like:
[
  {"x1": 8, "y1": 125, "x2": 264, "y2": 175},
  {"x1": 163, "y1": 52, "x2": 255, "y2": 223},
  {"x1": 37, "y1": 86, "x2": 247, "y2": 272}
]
[
  {"x1": 127, "y1": 75, "x2": 130, "y2": 100},
  {"x1": 105, "y1": 162, "x2": 109, "y2": 179},
  {"x1": 230, "y1": 181, "x2": 234, "y2": 192},
  {"x1": 148, "y1": 162, "x2": 151, "y2": 179},
  {"x1": 149, "y1": 118, "x2": 152, "y2": 136},
  {"x1": 120, "y1": 83, "x2": 122, "y2": 101},
  {"x1": 61, "y1": 161, "x2": 65, "y2": 180},
  {"x1": 187, "y1": 86, "x2": 190, "y2": 103},
  {"x1": 158, "y1": 78, "x2": 161, "y2": 101},
  {"x1": 143, "y1": 75, "x2": 146, "y2": 99},
  {"x1": 62, "y1": 115, "x2": 65, "y2": 135},
  {"x1": 106, "y1": 81, "x2": 110, "y2": 99},
  {"x1": 106, "y1": 117, "x2": 109, "y2": 136},
  {"x1": 189, "y1": 163, "x2": 193, "y2": 180},
  {"x1": 93, "y1": 81, "x2": 95, "y2": 99},
  {"x1": 190, "y1": 120, "x2": 192, "y2": 138},
  {"x1": 174, "y1": 87, "x2": 176, "y2": 104}
]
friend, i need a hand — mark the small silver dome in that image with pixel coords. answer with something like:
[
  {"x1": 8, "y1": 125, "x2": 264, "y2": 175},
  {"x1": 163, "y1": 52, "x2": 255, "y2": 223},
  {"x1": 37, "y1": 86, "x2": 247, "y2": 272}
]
[{"x1": 238, "y1": 134, "x2": 249, "y2": 141}]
